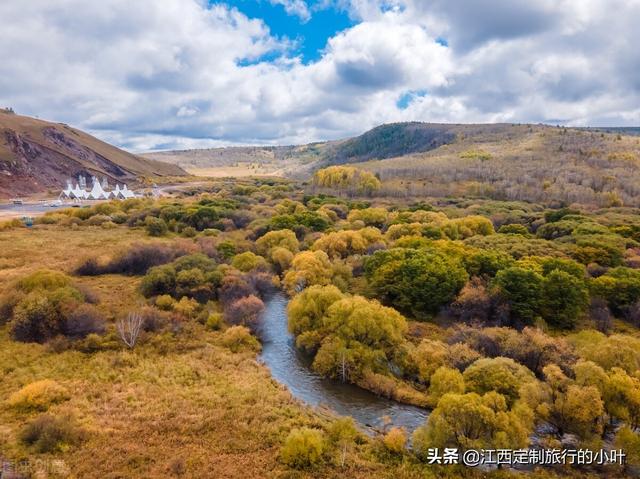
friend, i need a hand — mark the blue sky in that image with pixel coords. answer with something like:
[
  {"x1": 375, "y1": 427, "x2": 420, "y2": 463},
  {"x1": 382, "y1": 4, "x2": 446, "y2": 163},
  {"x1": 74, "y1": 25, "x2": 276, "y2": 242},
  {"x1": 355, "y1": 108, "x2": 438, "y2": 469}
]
[
  {"x1": 1, "y1": 0, "x2": 640, "y2": 151},
  {"x1": 221, "y1": 1, "x2": 355, "y2": 63}
]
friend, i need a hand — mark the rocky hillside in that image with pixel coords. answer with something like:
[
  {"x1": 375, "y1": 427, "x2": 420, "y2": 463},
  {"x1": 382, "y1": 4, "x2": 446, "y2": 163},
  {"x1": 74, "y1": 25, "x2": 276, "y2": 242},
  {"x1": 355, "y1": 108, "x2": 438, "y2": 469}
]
[{"x1": 0, "y1": 110, "x2": 186, "y2": 198}]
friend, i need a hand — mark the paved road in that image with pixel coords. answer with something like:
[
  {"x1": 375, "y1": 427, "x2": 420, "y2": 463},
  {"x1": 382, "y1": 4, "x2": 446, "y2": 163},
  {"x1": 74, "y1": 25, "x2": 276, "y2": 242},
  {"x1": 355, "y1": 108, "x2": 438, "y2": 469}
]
[{"x1": 0, "y1": 201, "x2": 71, "y2": 219}]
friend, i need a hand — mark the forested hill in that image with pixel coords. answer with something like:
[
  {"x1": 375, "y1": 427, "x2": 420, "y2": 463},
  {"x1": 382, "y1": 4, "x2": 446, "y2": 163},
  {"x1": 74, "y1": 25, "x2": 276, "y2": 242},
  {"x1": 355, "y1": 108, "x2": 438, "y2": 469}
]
[
  {"x1": 145, "y1": 121, "x2": 640, "y2": 206},
  {"x1": 322, "y1": 122, "x2": 458, "y2": 164}
]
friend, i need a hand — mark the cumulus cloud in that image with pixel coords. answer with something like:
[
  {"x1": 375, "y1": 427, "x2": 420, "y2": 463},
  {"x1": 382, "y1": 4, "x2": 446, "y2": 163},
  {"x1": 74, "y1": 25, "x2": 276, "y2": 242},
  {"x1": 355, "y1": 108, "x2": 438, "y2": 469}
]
[
  {"x1": 0, "y1": 0, "x2": 638, "y2": 151},
  {"x1": 270, "y1": 0, "x2": 312, "y2": 22}
]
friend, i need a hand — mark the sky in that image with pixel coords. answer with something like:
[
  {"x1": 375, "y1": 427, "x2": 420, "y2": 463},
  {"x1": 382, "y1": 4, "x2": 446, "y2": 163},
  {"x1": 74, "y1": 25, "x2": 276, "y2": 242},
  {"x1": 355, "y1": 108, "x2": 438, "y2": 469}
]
[{"x1": 1, "y1": 0, "x2": 640, "y2": 152}]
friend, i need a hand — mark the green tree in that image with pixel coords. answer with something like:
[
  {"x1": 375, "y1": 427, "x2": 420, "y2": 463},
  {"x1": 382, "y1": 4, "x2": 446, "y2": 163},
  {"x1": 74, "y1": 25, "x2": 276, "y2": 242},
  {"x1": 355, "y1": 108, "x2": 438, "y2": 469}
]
[
  {"x1": 492, "y1": 267, "x2": 543, "y2": 324},
  {"x1": 590, "y1": 267, "x2": 640, "y2": 314},
  {"x1": 145, "y1": 216, "x2": 168, "y2": 236},
  {"x1": 283, "y1": 251, "x2": 334, "y2": 294},
  {"x1": 366, "y1": 248, "x2": 468, "y2": 318},
  {"x1": 540, "y1": 270, "x2": 589, "y2": 329}
]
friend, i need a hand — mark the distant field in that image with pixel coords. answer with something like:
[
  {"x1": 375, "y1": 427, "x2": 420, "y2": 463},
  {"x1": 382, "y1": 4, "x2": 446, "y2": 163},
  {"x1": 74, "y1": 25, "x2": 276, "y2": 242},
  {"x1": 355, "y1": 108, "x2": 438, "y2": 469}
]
[{"x1": 186, "y1": 165, "x2": 283, "y2": 178}]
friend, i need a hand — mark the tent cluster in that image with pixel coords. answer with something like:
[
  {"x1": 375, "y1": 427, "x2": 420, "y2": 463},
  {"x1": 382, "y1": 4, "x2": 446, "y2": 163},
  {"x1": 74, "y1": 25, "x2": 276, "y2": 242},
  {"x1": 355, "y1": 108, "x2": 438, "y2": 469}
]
[{"x1": 59, "y1": 176, "x2": 137, "y2": 201}]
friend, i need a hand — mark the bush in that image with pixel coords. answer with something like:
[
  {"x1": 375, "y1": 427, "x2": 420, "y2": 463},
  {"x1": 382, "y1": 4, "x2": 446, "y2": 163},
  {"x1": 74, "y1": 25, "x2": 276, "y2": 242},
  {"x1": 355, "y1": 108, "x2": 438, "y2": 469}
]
[
  {"x1": 139, "y1": 306, "x2": 170, "y2": 332},
  {"x1": 18, "y1": 270, "x2": 72, "y2": 292},
  {"x1": 20, "y1": 414, "x2": 84, "y2": 453},
  {"x1": 220, "y1": 325, "x2": 260, "y2": 353},
  {"x1": 219, "y1": 275, "x2": 256, "y2": 306},
  {"x1": 145, "y1": 216, "x2": 168, "y2": 236},
  {"x1": 173, "y1": 297, "x2": 199, "y2": 319},
  {"x1": 224, "y1": 295, "x2": 265, "y2": 330},
  {"x1": 231, "y1": 252, "x2": 269, "y2": 272},
  {"x1": 0, "y1": 291, "x2": 22, "y2": 324},
  {"x1": 7, "y1": 380, "x2": 69, "y2": 411},
  {"x1": 10, "y1": 291, "x2": 64, "y2": 343},
  {"x1": 141, "y1": 265, "x2": 177, "y2": 297},
  {"x1": 7, "y1": 271, "x2": 97, "y2": 343},
  {"x1": 155, "y1": 294, "x2": 176, "y2": 311},
  {"x1": 76, "y1": 243, "x2": 180, "y2": 276},
  {"x1": 382, "y1": 427, "x2": 407, "y2": 454},
  {"x1": 181, "y1": 226, "x2": 197, "y2": 238},
  {"x1": 62, "y1": 304, "x2": 106, "y2": 339},
  {"x1": 85, "y1": 214, "x2": 112, "y2": 226},
  {"x1": 280, "y1": 427, "x2": 326, "y2": 469},
  {"x1": 206, "y1": 313, "x2": 223, "y2": 330},
  {"x1": 498, "y1": 223, "x2": 530, "y2": 235}
]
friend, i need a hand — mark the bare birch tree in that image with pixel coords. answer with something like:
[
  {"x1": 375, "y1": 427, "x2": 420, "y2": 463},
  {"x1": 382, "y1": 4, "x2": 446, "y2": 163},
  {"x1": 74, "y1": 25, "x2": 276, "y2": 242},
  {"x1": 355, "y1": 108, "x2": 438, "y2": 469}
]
[{"x1": 117, "y1": 312, "x2": 143, "y2": 349}]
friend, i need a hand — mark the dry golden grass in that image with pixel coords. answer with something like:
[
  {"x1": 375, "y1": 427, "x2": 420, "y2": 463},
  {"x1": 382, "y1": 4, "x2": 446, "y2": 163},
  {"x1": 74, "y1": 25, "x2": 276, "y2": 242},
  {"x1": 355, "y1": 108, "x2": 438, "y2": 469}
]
[
  {"x1": 0, "y1": 224, "x2": 438, "y2": 478},
  {"x1": 187, "y1": 166, "x2": 283, "y2": 178},
  {"x1": 0, "y1": 225, "x2": 146, "y2": 288}
]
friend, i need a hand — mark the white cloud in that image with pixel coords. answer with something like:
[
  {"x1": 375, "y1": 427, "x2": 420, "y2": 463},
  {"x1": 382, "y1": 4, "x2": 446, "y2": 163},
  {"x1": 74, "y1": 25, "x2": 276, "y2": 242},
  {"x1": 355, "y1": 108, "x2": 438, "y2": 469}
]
[
  {"x1": 0, "y1": 0, "x2": 639, "y2": 151},
  {"x1": 270, "y1": 0, "x2": 311, "y2": 22}
]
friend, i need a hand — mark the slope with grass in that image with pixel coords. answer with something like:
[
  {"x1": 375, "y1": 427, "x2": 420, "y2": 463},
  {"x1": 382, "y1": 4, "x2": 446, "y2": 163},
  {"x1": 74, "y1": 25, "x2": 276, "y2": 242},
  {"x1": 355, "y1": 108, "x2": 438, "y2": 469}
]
[
  {"x1": 0, "y1": 110, "x2": 186, "y2": 198},
  {"x1": 147, "y1": 122, "x2": 640, "y2": 206}
]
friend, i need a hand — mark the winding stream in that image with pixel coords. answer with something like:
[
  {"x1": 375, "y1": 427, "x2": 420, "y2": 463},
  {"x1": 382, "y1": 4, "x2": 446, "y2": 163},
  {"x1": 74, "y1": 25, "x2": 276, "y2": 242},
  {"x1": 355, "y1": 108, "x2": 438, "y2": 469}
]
[{"x1": 258, "y1": 293, "x2": 429, "y2": 434}]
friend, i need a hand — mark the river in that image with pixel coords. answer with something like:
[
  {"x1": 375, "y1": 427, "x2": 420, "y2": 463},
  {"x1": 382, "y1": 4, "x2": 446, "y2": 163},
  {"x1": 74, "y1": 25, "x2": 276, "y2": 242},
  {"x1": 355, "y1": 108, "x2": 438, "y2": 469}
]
[{"x1": 258, "y1": 293, "x2": 429, "y2": 434}]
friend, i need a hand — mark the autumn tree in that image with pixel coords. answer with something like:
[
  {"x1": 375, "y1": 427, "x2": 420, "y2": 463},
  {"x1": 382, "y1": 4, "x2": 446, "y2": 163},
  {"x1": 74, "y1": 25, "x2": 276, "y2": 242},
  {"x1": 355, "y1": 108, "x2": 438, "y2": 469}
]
[
  {"x1": 311, "y1": 228, "x2": 383, "y2": 259},
  {"x1": 407, "y1": 339, "x2": 448, "y2": 383},
  {"x1": 428, "y1": 367, "x2": 465, "y2": 406},
  {"x1": 346, "y1": 207, "x2": 388, "y2": 227},
  {"x1": 283, "y1": 251, "x2": 334, "y2": 294},
  {"x1": 288, "y1": 285, "x2": 345, "y2": 351},
  {"x1": 256, "y1": 229, "x2": 300, "y2": 256},
  {"x1": 413, "y1": 391, "x2": 533, "y2": 454},
  {"x1": 524, "y1": 364, "x2": 606, "y2": 440},
  {"x1": 311, "y1": 296, "x2": 408, "y2": 380},
  {"x1": 463, "y1": 357, "x2": 536, "y2": 406},
  {"x1": 231, "y1": 252, "x2": 269, "y2": 272},
  {"x1": 280, "y1": 427, "x2": 326, "y2": 469},
  {"x1": 313, "y1": 166, "x2": 381, "y2": 196}
]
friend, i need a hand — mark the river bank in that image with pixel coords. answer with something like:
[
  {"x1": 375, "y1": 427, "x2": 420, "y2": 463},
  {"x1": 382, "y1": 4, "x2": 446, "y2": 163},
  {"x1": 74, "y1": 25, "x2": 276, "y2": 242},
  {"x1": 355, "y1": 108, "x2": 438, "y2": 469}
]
[{"x1": 258, "y1": 293, "x2": 430, "y2": 435}]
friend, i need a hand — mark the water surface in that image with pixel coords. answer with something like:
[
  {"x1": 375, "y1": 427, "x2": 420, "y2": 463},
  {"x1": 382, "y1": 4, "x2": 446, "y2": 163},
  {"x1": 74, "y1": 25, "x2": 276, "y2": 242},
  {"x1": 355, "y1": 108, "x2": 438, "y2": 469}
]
[{"x1": 258, "y1": 294, "x2": 429, "y2": 434}]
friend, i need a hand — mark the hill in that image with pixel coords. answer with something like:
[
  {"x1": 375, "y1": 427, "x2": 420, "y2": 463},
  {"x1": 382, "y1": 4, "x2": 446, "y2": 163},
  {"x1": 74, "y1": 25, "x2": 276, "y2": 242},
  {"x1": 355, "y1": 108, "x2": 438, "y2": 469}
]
[
  {"x1": 146, "y1": 122, "x2": 640, "y2": 207},
  {"x1": 0, "y1": 110, "x2": 186, "y2": 198},
  {"x1": 142, "y1": 123, "x2": 462, "y2": 175}
]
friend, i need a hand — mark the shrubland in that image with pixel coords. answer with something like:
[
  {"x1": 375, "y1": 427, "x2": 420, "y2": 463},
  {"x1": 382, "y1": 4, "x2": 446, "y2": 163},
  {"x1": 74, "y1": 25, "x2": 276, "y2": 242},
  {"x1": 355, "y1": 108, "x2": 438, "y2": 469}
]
[{"x1": 1, "y1": 176, "x2": 639, "y2": 477}]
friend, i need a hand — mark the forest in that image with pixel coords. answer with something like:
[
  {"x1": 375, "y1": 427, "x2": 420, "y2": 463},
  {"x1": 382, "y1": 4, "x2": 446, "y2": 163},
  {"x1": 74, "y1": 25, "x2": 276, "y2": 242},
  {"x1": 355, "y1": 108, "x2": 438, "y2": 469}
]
[{"x1": 0, "y1": 167, "x2": 639, "y2": 478}]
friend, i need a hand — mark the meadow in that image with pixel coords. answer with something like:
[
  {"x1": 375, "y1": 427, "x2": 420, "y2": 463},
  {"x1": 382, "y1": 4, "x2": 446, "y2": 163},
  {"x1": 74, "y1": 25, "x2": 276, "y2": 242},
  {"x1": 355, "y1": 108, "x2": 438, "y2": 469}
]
[{"x1": 0, "y1": 173, "x2": 638, "y2": 478}]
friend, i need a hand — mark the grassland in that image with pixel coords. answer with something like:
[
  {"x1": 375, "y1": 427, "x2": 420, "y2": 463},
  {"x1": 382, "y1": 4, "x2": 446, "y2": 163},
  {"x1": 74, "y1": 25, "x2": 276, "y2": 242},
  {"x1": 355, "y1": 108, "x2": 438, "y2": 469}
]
[
  {"x1": 186, "y1": 166, "x2": 283, "y2": 178},
  {"x1": 0, "y1": 226, "x2": 458, "y2": 479},
  {"x1": 1, "y1": 178, "x2": 637, "y2": 479}
]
